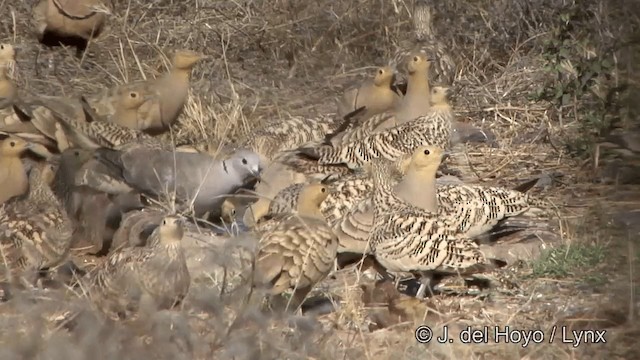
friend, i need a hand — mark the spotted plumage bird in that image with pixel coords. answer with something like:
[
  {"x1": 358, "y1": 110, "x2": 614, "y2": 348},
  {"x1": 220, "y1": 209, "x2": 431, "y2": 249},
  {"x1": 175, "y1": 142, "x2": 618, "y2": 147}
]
[
  {"x1": 0, "y1": 162, "x2": 74, "y2": 287},
  {"x1": 252, "y1": 183, "x2": 338, "y2": 311},
  {"x1": 89, "y1": 215, "x2": 190, "y2": 318}
]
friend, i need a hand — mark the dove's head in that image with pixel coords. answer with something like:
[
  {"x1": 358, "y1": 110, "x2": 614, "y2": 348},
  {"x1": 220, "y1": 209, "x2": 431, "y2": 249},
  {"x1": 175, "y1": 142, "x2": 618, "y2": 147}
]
[
  {"x1": 228, "y1": 149, "x2": 262, "y2": 180},
  {"x1": 60, "y1": 148, "x2": 93, "y2": 172}
]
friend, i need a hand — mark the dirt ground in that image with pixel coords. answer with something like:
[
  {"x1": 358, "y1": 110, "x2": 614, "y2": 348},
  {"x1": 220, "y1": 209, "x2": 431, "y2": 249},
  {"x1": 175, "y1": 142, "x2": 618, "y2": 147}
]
[{"x1": 1, "y1": 0, "x2": 639, "y2": 359}]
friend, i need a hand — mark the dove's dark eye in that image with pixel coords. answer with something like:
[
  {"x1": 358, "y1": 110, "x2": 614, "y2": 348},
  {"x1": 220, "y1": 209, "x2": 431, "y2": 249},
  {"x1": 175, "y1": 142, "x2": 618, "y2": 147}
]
[
  {"x1": 242, "y1": 158, "x2": 247, "y2": 165},
  {"x1": 423, "y1": 149, "x2": 430, "y2": 155}
]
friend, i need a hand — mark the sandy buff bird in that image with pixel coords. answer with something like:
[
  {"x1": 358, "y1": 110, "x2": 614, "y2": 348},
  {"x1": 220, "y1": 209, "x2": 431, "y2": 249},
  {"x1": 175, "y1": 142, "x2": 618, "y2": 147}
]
[
  {"x1": 32, "y1": 0, "x2": 111, "y2": 43},
  {"x1": 368, "y1": 148, "x2": 505, "y2": 298},
  {"x1": 252, "y1": 183, "x2": 338, "y2": 311},
  {"x1": 298, "y1": 86, "x2": 453, "y2": 169},
  {"x1": 89, "y1": 215, "x2": 190, "y2": 318},
  {"x1": 0, "y1": 136, "x2": 35, "y2": 204},
  {"x1": 113, "y1": 50, "x2": 206, "y2": 133},
  {"x1": 0, "y1": 162, "x2": 74, "y2": 287},
  {"x1": 336, "y1": 66, "x2": 400, "y2": 120}
]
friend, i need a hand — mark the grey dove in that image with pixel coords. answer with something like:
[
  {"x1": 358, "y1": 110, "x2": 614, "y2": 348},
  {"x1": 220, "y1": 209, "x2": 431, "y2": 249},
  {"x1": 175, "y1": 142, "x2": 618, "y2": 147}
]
[{"x1": 94, "y1": 146, "x2": 263, "y2": 218}]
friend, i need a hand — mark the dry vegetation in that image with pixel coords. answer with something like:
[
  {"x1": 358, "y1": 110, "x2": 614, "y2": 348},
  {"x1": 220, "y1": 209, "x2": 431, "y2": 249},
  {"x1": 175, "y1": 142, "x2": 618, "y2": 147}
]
[{"x1": 1, "y1": 0, "x2": 639, "y2": 358}]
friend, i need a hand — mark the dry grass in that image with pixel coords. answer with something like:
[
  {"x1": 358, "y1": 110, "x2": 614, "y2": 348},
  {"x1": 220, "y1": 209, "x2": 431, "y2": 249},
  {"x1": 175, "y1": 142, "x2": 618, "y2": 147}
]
[{"x1": 0, "y1": 0, "x2": 639, "y2": 358}]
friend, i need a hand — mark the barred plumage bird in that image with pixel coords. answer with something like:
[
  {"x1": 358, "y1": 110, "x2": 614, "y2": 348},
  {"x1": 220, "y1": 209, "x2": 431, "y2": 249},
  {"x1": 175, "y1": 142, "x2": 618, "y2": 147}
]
[
  {"x1": 0, "y1": 162, "x2": 74, "y2": 286},
  {"x1": 335, "y1": 146, "x2": 543, "y2": 258},
  {"x1": 368, "y1": 149, "x2": 498, "y2": 298},
  {"x1": 391, "y1": 0, "x2": 457, "y2": 86},
  {"x1": 252, "y1": 183, "x2": 338, "y2": 311},
  {"x1": 298, "y1": 86, "x2": 453, "y2": 169},
  {"x1": 89, "y1": 215, "x2": 190, "y2": 318}
]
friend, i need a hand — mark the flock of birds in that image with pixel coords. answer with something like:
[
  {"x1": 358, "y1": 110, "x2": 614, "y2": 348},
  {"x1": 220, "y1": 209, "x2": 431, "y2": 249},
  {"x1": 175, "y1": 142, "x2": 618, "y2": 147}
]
[{"x1": 0, "y1": 0, "x2": 556, "y2": 320}]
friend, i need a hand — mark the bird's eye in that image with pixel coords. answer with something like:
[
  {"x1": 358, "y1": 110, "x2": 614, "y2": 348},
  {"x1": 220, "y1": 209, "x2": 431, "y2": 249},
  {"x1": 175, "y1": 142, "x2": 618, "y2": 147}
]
[
  {"x1": 162, "y1": 220, "x2": 167, "y2": 225},
  {"x1": 321, "y1": 187, "x2": 326, "y2": 193},
  {"x1": 423, "y1": 149, "x2": 430, "y2": 155},
  {"x1": 231, "y1": 209, "x2": 236, "y2": 215},
  {"x1": 9, "y1": 141, "x2": 15, "y2": 147},
  {"x1": 242, "y1": 158, "x2": 247, "y2": 165},
  {"x1": 0, "y1": 45, "x2": 4, "y2": 50},
  {"x1": 378, "y1": 69, "x2": 384, "y2": 75},
  {"x1": 413, "y1": 56, "x2": 419, "y2": 62},
  {"x1": 130, "y1": 92, "x2": 138, "y2": 98}
]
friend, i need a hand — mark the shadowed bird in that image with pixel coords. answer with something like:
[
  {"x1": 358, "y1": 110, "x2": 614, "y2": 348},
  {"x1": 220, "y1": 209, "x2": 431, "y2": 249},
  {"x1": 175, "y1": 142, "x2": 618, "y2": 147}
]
[
  {"x1": 0, "y1": 43, "x2": 17, "y2": 80},
  {"x1": 0, "y1": 136, "x2": 35, "y2": 204},
  {"x1": 52, "y1": 147, "x2": 143, "y2": 254},
  {"x1": 253, "y1": 183, "x2": 338, "y2": 311},
  {"x1": 368, "y1": 148, "x2": 510, "y2": 298},
  {"x1": 298, "y1": 86, "x2": 453, "y2": 169},
  {"x1": 392, "y1": 52, "x2": 433, "y2": 126},
  {"x1": 0, "y1": 162, "x2": 74, "y2": 287},
  {"x1": 0, "y1": 65, "x2": 16, "y2": 112},
  {"x1": 112, "y1": 50, "x2": 206, "y2": 133},
  {"x1": 32, "y1": 0, "x2": 111, "y2": 46},
  {"x1": 336, "y1": 66, "x2": 400, "y2": 119},
  {"x1": 391, "y1": 0, "x2": 457, "y2": 86},
  {"x1": 93, "y1": 146, "x2": 263, "y2": 218},
  {"x1": 89, "y1": 215, "x2": 190, "y2": 318}
]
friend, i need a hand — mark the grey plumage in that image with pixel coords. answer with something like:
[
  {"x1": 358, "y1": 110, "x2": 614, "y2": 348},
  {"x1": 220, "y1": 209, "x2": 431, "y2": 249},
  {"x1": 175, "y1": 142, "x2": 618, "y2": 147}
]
[{"x1": 93, "y1": 146, "x2": 263, "y2": 217}]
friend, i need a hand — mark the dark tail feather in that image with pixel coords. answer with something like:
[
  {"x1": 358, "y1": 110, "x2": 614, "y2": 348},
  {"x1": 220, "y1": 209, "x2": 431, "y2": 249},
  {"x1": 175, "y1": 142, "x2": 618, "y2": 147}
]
[
  {"x1": 12, "y1": 103, "x2": 32, "y2": 122},
  {"x1": 79, "y1": 95, "x2": 102, "y2": 123},
  {"x1": 323, "y1": 106, "x2": 366, "y2": 145},
  {"x1": 512, "y1": 177, "x2": 539, "y2": 193}
]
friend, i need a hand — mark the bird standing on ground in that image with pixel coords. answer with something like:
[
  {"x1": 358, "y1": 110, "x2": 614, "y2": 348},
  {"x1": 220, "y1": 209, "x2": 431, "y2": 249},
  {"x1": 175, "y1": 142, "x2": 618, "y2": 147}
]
[
  {"x1": 32, "y1": 0, "x2": 111, "y2": 44},
  {"x1": 117, "y1": 50, "x2": 206, "y2": 133},
  {"x1": 90, "y1": 215, "x2": 190, "y2": 318},
  {"x1": 368, "y1": 147, "x2": 500, "y2": 298},
  {"x1": 253, "y1": 183, "x2": 338, "y2": 311},
  {"x1": 0, "y1": 162, "x2": 74, "y2": 287},
  {"x1": 88, "y1": 87, "x2": 157, "y2": 131},
  {"x1": 336, "y1": 66, "x2": 399, "y2": 119}
]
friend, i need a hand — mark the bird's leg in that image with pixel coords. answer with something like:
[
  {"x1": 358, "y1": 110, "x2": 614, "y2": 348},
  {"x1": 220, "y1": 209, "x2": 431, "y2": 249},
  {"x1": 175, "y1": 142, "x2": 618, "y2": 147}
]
[{"x1": 415, "y1": 271, "x2": 435, "y2": 299}]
